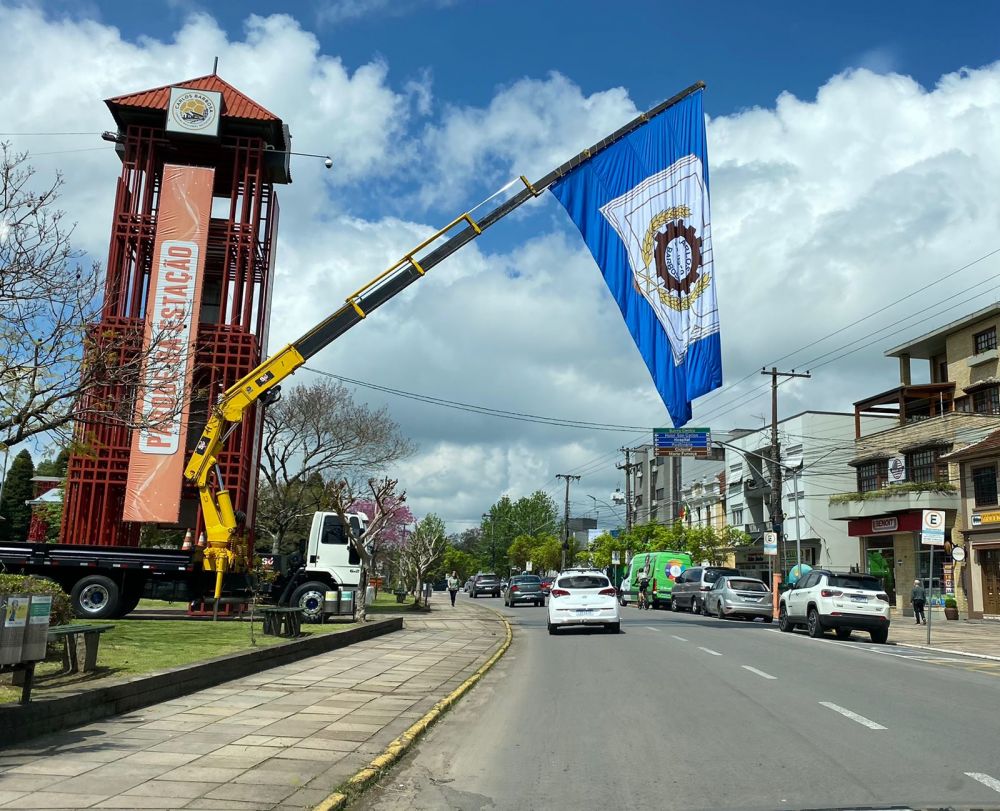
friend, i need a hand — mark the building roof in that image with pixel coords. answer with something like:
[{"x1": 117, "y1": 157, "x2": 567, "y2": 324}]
[
  {"x1": 940, "y1": 429, "x2": 1000, "y2": 462},
  {"x1": 105, "y1": 73, "x2": 280, "y2": 122},
  {"x1": 884, "y1": 302, "x2": 1000, "y2": 360}
]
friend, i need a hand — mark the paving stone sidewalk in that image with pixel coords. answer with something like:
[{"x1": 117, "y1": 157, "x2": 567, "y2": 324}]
[
  {"x1": 0, "y1": 598, "x2": 506, "y2": 811},
  {"x1": 889, "y1": 607, "x2": 1000, "y2": 658}
]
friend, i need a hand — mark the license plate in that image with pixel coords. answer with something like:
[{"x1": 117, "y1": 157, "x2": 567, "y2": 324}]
[
  {"x1": 850, "y1": 595, "x2": 868, "y2": 602},
  {"x1": 573, "y1": 609, "x2": 595, "y2": 616}
]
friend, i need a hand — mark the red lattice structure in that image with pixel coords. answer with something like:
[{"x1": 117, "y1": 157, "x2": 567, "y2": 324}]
[{"x1": 61, "y1": 74, "x2": 288, "y2": 564}]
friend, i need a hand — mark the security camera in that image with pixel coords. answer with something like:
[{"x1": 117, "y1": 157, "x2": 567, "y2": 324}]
[{"x1": 324, "y1": 157, "x2": 333, "y2": 169}]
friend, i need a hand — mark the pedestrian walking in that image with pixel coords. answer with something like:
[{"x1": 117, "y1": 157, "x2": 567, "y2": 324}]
[
  {"x1": 911, "y1": 579, "x2": 926, "y2": 624},
  {"x1": 447, "y1": 571, "x2": 461, "y2": 607}
]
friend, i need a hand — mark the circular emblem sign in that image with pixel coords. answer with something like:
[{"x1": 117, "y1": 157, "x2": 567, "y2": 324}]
[{"x1": 171, "y1": 91, "x2": 218, "y2": 131}]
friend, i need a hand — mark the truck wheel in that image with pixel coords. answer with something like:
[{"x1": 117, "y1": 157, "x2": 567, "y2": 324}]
[
  {"x1": 290, "y1": 581, "x2": 330, "y2": 622},
  {"x1": 71, "y1": 575, "x2": 121, "y2": 620}
]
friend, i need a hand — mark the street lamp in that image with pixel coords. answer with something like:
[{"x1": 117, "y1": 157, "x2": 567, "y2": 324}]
[{"x1": 482, "y1": 513, "x2": 496, "y2": 573}]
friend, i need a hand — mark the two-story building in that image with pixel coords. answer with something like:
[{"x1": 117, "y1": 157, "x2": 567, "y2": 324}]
[
  {"x1": 626, "y1": 445, "x2": 723, "y2": 528},
  {"x1": 829, "y1": 304, "x2": 1000, "y2": 611},
  {"x1": 725, "y1": 412, "x2": 891, "y2": 583},
  {"x1": 680, "y1": 471, "x2": 726, "y2": 532}
]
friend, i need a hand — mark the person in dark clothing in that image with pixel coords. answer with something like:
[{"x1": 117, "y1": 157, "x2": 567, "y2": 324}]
[{"x1": 911, "y1": 579, "x2": 927, "y2": 624}]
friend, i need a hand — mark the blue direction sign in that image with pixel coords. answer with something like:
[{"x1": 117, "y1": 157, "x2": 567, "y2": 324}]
[{"x1": 654, "y1": 427, "x2": 712, "y2": 458}]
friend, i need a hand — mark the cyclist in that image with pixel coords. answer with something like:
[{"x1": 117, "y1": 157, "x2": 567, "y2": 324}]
[{"x1": 638, "y1": 570, "x2": 651, "y2": 610}]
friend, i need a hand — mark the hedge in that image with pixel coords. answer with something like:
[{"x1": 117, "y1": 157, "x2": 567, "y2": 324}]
[{"x1": 0, "y1": 574, "x2": 73, "y2": 626}]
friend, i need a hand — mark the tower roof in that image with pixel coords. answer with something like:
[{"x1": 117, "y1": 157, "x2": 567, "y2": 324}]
[{"x1": 105, "y1": 73, "x2": 280, "y2": 122}]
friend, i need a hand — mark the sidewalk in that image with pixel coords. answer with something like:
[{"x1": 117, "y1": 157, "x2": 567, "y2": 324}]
[
  {"x1": 0, "y1": 597, "x2": 507, "y2": 810},
  {"x1": 890, "y1": 608, "x2": 1000, "y2": 659}
]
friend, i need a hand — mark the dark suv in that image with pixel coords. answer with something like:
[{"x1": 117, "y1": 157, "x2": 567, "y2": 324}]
[
  {"x1": 671, "y1": 566, "x2": 741, "y2": 614},
  {"x1": 471, "y1": 573, "x2": 501, "y2": 598}
]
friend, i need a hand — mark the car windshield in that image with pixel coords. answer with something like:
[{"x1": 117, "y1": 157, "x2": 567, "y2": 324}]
[
  {"x1": 478, "y1": 575, "x2": 498, "y2": 581},
  {"x1": 828, "y1": 575, "x2": 881, "y2": 590},
  {"x1": 704, "y1": 568, "x2": 740, "y2": 583},
  {"x1": 728, "y1": 579, "x2": 768, "y2": 592},
  {"x1": 513, "y1": 576, "x2": 540, "y2": 584},
  {"x1": 557, "y1": 575, "x2": 610, "y2": 589}
]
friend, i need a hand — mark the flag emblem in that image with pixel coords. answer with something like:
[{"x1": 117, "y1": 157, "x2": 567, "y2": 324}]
[{"x1": 599, "y1": 155, "x2": 716, "y2": 365}]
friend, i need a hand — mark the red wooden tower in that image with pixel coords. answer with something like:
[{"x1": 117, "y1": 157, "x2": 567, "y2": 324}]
[{"x1": 61, "y1": 73, "x2": 290, "y2": 563}]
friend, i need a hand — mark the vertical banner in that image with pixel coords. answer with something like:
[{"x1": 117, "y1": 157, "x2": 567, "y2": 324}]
[{"x1": 124, "y1": 165, "x2": 215, "y2": 522}]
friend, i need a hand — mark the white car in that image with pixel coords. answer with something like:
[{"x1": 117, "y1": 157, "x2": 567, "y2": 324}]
[
  {"x1": 778, "y1": 569, "x2": 890, "y2": 643},
  {"x1": 546, "y1": 570, "x2": 621, "y2": 634}
]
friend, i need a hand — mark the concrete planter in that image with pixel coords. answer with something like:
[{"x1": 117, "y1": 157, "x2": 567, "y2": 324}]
[{"x1": 945, "y1": 606, "x2": 959, "y2": 620}]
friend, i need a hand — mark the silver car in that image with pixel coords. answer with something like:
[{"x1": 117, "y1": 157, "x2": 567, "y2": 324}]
[{"x1": 703, "y1": 575, "x2": 773, "y2": 622}]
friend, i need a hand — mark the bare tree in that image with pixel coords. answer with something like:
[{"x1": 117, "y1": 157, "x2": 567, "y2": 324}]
[
  {"x1": 257, "y1": 379, "x2": 415, "y2": 554},
  {"x1": 329, "y1": 476, "x2": 407, "y2": 622},
  {"x1": 397, "y1": 514, "x2": 447, "y2": 607},
  {"x1": 0, "y1": 145, "x2": 180, "y2": 448}
]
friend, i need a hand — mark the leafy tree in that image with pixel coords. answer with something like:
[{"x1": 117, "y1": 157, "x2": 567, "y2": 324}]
[
  {"x1": 35, "y1": 448, "x2": 69, "y2": 477},
  {"x1": 506, "y1": 534, "x2": 536, "y2": 570},
  {"x1": 0, "y1": 449, "x2": 33, "y2": 541},
  {"x1": 611, "y1": 520, "x2": 752, "y2": 567},
  {"x1": 482, "y1": 490, "x2": 559, "y2": 575},
  {"x1": 441, "y1": 546, "x2": 478, "y2": 581}
]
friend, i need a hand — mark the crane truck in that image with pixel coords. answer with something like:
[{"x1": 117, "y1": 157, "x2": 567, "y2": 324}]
[{"x1": 0, "y1": 83, "x2": 704, "y2": 621}]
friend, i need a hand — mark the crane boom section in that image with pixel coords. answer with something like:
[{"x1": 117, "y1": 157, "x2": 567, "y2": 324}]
[{"x1": 182, "y1": 81, "x2": 705, "y2": 588}]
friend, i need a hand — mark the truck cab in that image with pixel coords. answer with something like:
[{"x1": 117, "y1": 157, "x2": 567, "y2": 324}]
[{"x1": 304, "y1": 511, "x2": 366, "y2": 587}]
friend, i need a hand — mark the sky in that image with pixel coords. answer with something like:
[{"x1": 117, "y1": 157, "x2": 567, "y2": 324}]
[{"x1": 4, "y1": 0, "x2": 1000, "y2": 533}]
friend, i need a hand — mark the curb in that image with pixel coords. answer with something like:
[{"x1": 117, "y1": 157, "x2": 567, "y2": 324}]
[
  {"x1": 893, "y1": 641, "x2": 1000, "y2": 662},
  {"x1": 312, "y1": 604, "x2": 513, "y2": 811}
]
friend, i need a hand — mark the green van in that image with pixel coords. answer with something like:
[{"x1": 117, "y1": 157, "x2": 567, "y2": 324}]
[{"x1": 623, "y1": 550, "x2": 693, "y2": 609}]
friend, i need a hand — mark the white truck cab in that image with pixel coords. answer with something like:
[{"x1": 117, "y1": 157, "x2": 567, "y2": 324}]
[{"x1": 304, "y1": 511, "x2": 367, "y2": 587}]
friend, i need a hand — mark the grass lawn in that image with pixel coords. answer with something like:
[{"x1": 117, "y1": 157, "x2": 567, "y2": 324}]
[
  {"x1": 366, "y1": 590, "x2": 419, "y2": 613},
  {"x1": 0, "y1": 617, "x2": 356, "y2": 705}
]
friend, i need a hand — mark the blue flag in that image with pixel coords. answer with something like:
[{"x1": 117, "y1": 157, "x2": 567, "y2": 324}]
[{"x1": 550, "y1": 90, "x2": 721, "y2": 427}]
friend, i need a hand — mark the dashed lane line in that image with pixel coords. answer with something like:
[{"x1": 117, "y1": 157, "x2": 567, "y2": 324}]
[
  {"x1": 644, "y1": 626, "x2": 660, "y2": 632},
  {"x1": 670, "y1": 635, "x2": 688, "y2": 642},
  {"x1": 965, "y1": 772, "x2": 1000, "y2": 793},
  {"x1": 819, "y1": 701, "x2": 887, "y2": 730},
  {"x1": 741, "y1": 665, "x2": 777, "y2": 680},
  {"x1": 698, "y1": 646, "x2": 722, "y2": 656}
]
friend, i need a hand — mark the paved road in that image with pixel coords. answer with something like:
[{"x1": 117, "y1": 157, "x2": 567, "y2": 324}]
[{"x1": 356, "y1": 593, "x2": 1000, "y2": 810}]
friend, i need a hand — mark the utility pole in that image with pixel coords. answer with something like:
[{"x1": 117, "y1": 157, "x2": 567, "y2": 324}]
[
  {"x1": 557, "y1": 474, "x2": 581, "y2": 570},
  {"x1": 616, "y1": 448, "x2": 641, "y2": 532},
  {"x1": 761, "y1": 367, "x2": 811, "y2": 576}
]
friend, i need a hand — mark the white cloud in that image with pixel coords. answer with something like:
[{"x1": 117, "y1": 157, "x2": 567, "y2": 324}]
[
  {"x1": 6, "y1": 6, "x2": 1000, "y2": 532},
  {"x1": 316, "y1": 0, "x2": 460, "y2": 26}
]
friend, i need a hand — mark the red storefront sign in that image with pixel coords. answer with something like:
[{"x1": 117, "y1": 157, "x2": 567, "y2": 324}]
[{"x1": 848, "y1": 511, "x2": 923, "y2": 537}]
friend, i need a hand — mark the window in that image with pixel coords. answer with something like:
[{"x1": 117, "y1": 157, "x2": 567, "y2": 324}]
[
  {"x1": 655, "y1": 487, "x2": 664, "y2": 500},
  {"x1": 321, "y1": 515, "x2": 347, "y2": 544},
  {"x1": 732, "y1": 507, "x2": 744, "y2": 525},
  {"x1": 857, "y1": 460, "x2": 887, "y2": 492},
  {"x1": 828, "y1": 574, "x2": 881, "y2": 590},
  {"x1": 557, "y1": 575, "x2": 610, "y2": 589},
  {"x1": 907, "y1": 448, "x2": 944, "y2": 483},
  {"x1": 973, "y1": 386, "x2": 1000, "y2": 415},
  {"x1": 973, "y1": 465, "x2": 998, "y2": 508},
  {"x1": 938, "y1": 360, "x2": 948, "y2": 383},
  {"x1": 974, "y1": 327, "x2": 997, "y2": 354},
  {"x1": 728, "y1": 579, "x2": 768, "y2": 592}
]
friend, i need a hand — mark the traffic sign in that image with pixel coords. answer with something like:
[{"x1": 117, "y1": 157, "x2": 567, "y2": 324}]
[
  {"x1": 653, "y1": 427, "x2": 712, "y2": 458},
  {"x1": 921, "y1": 509, "x2": 946, "y2": 546},
  {"x1": 611, "y1": 551, "x2": 620, "y2": 565},
  {"x1": 763, "y1": 532, "x2": 778, "y2": 556}
]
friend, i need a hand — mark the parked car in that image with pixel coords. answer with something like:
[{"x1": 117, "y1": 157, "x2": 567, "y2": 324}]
[
  {"x1": 671, "y1": 565, "x2": 741, "y2": 614},
  {"x1": 504, "y1": 575, "x2": 545, "y2": 607},
  {"x1": 778, "y1": 569, "x2": 890, "y2": 643},
  {"x1": 622, "y1": 551, "x2": 693, "y2": 609},
  {"x1": 539, "y1": 577, "x2": 553, "y2": 596},
  {"x1": 463, "y1": 578, "x2": 473, "y2": 594},
  {"x1": 471, "y1": 572, "x2": 501, "y2": 598},
  {"x1": 547, "y1": 570, "x2": 620, "y2": 634},
  {"x1": 703, "y1": 575, "x2": 773, "y2": 622}
]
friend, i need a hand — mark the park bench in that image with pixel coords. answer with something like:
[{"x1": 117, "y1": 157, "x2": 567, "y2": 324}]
[
  {"x1": 260, "y1": 607, "x2": 303, "y2": 638},
  {"x1": 47, "y1": 624, "x2": 115, "y2": 674}
]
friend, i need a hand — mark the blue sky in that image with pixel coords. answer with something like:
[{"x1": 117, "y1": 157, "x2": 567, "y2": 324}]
[{"x1": 5, "y1": 1, "x2": 1000, "y2": 528}]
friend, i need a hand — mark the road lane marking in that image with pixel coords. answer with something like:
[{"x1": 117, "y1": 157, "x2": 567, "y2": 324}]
[
  {"x1": 741, "y1": 665, "x2": 776, "y2": 680},
  {"x1": 819, "y1": 701, "x2": 886, "y2": 730},
  {"x1": 645, "y1": 626, "x2": 660, "y2": 632},
  {"x1": 965, "y1": 772, "x2": 1000, "y2": 793},
  {"x1": 698, "y1": 646, "x2": 722, "y2": 656},
  {"x1": 670, "y1": 635, "x2": 688, "y2": 642}
]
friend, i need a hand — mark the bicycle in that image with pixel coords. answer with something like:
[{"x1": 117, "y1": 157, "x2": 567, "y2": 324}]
[{"x1": 637, "y1": 587, "x2": 650, "y2": 611}]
